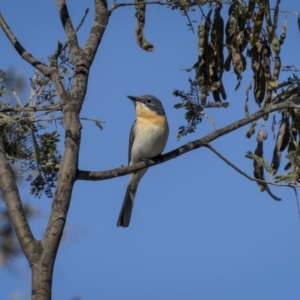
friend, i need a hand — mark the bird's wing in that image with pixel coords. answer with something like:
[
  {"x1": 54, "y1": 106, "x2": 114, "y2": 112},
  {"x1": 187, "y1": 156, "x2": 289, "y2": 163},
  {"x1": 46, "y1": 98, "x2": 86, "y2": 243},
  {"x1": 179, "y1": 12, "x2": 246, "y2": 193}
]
[{"x1": 128, "y1": 120, "x2": 136, "y2": 164}]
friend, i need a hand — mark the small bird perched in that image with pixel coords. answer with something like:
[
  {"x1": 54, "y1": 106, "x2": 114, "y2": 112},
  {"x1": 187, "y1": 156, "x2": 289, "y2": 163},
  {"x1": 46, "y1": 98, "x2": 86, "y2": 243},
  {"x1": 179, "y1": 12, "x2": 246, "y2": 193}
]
[{"x1": 117, "y1": 95, "x2": 169, "y2": 227}]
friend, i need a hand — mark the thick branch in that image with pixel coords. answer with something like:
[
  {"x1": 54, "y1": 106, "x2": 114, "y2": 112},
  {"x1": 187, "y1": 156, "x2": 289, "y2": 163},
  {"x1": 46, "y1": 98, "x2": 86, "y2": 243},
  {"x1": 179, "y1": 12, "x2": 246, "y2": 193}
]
[
  {"x1": 55, "y1": 0, "x2": 79, "y2": 57},
  {"x1": 0, "y1": 135, "x2": 36, "y2": 260},
  {"x1": 77, "y1": 100, "x2": 300, "y2": 181},
  {"x1": 0, "y1": 13, "x2": 49, "y2": 75},
  {"x1": 84, "y1": 0, "x2": 109, "y2": 69}
]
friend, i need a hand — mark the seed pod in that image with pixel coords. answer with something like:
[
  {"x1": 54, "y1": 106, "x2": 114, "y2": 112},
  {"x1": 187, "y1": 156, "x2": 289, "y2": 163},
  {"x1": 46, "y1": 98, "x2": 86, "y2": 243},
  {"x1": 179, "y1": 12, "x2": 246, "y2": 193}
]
[
  {"x1": 245, "y1": 98, "x2": 249, "y2": 117},
  {"x1": 225, "y1": 15, "x2": 237, "y2": 45},
  {"x1": 270, "y1": 115, "x2": 290, "y2": 174},
  {"x1": 198, "y1": 24, "x2": 206, "y2": 57},
  {"x1": 212, "y1": 5, "x2": 224, "y2": 75},
  {"x1": 134, "y1": 0, "x2": 154, "y2": 51},
  {"x1": 270, "y1": 148, "x2": 281, "y2": 176},
  {"x1": 270, "y1": 55, "x2": 281, "y2": 88},
  {"x1": 279, "y1": 116, "x2": 290, "y2": 152},
  {"x1": 251, "y1": 5, "x2": 264, "y2": 45},
  {"x1": 245, "y1": 0, "x2": 255, "y2": 20},
  {"x1": 261, "y1": 40, "x2": 271, "y2": 81},
  {"x1": 279, "y1": 20, "x2": 287, "y2": 45},
  {"x1": 249, "y1": 39, "x2": 263, "y2": 74},
  {"x1": 254, "y1": 67, "x2": 266, "y2": 106},
  {"x1": 246, "y1": 121, "x2": 256, "y2": 139},
  {"x1": 268, "y1": 27, "x2": 281, "y2": 55},
  {"x1": 231, "y1": 46, "x2": 244, "y2": 80},
  {"x1": 253, "y1": 129, "x2": 267, "y2": 191}
]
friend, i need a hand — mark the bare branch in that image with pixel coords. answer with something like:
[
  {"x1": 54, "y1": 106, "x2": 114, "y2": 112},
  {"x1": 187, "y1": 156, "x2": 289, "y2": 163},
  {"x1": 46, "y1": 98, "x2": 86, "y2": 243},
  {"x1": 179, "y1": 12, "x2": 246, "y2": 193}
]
[
  {"x1": 0, "y1": 13, "x2": 49, "y2": 75},
  {"x1": 77, "y1": 99, "x2": 300, "y2": 181},
  {"x1": 55, "y1": 8, "x2": 90, "y2": 59},
  {"x1": 55, "y1": 0, "x2": 80, "y2": 56},
  {"x1": 204, "y1": 144, "x2": 282, "y2": 201}
]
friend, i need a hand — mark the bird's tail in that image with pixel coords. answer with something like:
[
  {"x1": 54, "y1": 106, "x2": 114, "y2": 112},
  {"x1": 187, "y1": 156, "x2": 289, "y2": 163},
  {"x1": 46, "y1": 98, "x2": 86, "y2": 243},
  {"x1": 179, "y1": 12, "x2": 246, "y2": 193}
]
[{"x1": 117, "y1": 185, "x2": 137, "y2": 227}]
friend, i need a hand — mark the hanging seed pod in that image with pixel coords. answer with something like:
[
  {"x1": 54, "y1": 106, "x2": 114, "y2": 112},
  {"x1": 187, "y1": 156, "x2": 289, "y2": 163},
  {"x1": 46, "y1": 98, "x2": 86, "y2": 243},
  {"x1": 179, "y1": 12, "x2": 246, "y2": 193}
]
[
  {"x1": 253, "y1": 129, "x2": 267, "y2": 191},
  {"x1": 270, "y1": 148, "x2": 281, "y2": 176},
  {"x1": 134, "y1": 0, "x2": 154, "y2": 52},
  {"x1": 279, "y1": 19, "x2": 287, "y2": 45},
  {"x1": 249, "y1": 39, "x2": 263, "y2": 74},
  {"x1": 245, "y1": 0, "x2": 255, "y2": 20},
  {"x1": 254, "y1": 68, "x2": 266, "y2": 106},
  {"x1": 245, "y1": 98, "x2": 249, "y2": 117},
  {"x1": 253, "y1": 130, "x2": 280, "y2": 202},
  {"x1": 264, "y1": 0, "x2": 280, "y2": 55},
  {"x1": 270, "y1": 55, "x2": 281, "y2": 88},
  {"x1": 231, "y1": 46, "x2": 244, "y2": 80},
  {"x1": 261, "y1": 40, "x2": 271, "y2": 81},
  {"x1": 212, "y1": 5, "x2": 224, "y2": 75},
  {"x1": 284, "y1": 126, "x2": 299, "y2": 170},
  {"x1": 198, "y1": 24, "x2": 206, "y2": 58},
  {"x1": 251, "y1": 4, "x2": 264, "y2": 45},
  {"x1": 279, "y1": 116, "x2": 290, "y2": 152},
  {"x1": 269, "y1": 28, "x2": 280, "y2": 56},
  {"x1": 246, "y1": 121, "x2": 256, "y2": 139},
  {"x1": 225, "y1": 15, "x2": 237, "y2": 45},
  {"x1": 270, "y1": 115, "x2": 290, "y2": 175}
]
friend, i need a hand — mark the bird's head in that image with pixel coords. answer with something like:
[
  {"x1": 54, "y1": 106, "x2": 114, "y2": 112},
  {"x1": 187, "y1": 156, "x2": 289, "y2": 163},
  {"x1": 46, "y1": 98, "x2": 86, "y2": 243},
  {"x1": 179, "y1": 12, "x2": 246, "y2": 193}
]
[{"x1": 127, "y1": 95, "x2": 166, "y2": 116}]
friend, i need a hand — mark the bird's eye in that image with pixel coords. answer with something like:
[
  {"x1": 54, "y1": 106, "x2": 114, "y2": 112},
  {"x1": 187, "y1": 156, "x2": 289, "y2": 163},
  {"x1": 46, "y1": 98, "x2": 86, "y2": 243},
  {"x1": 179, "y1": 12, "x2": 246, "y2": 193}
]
[{"x1": 146, "y1": 99, "x2": 152, "y2": 104}]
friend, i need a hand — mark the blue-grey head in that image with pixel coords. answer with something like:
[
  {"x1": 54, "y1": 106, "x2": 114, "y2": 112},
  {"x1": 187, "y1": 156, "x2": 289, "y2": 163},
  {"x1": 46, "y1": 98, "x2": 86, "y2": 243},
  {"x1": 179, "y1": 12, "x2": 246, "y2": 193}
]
[{"x1": 127, "y1": 95, "x2": 166, "y2": 116}]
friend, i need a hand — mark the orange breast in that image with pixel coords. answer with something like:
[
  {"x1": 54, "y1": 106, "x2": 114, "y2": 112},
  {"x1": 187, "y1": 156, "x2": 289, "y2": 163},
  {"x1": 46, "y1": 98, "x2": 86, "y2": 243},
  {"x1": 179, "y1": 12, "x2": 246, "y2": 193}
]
[{"x1": 135, "y1": 103, "x2": 167, "y2": 126}]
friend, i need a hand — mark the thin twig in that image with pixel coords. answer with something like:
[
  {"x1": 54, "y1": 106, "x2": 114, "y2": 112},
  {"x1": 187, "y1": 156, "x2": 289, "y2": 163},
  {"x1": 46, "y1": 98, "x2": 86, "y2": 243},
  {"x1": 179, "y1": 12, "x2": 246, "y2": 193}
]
[
  {"x1": 56, "y1": 8, "x2": 90, "y2": 57},
  {"x1": 180, "y1": 5, "x2": 195, "y2": 34},
  {"x1": 204, "y1": 144, "x2": 284, "y2": 188}
]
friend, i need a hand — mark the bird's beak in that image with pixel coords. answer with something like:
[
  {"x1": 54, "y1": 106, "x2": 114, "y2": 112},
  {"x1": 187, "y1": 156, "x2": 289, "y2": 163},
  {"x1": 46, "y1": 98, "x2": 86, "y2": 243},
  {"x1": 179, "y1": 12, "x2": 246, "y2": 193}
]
[{"x1": 127, "y1": 95, "x2": 137, "y2": 102}]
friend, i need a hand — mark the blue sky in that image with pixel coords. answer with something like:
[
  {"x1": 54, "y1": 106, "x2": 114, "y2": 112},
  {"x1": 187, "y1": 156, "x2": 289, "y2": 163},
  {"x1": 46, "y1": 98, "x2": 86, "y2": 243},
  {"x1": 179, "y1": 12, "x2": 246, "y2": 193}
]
[{"x1": 1, "y1": 1, "x2": 300, "y2": 299}]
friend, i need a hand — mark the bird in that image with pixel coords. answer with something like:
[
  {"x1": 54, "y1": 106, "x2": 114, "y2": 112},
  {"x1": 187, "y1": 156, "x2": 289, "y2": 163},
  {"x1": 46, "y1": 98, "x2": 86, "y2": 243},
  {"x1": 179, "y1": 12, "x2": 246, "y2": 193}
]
[{"x1": 117, "y1": 94, "x2": 169, "y2": 227}]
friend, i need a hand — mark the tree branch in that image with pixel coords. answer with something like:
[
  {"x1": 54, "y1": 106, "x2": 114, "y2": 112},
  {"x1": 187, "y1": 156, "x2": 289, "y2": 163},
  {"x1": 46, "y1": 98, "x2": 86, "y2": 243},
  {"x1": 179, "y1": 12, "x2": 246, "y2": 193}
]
[
  {"x1": 55, "y1": 8, "x2": 90, "y2": 59},
  {"x1": 0, "y1": 105, "x2": 62, "y2": 113},
  {"x1": 77, "y1": 99, "x2": 300, "y2": 181},
  {"x1": 55, "y1": 0, "x2": 80, "y2": 57},
  {"x1": 83, "y1": 0, "x2": 109, "y2": 69},
  {"x1": 0, "y1": 134, "x2": 36, "y2": 261},
  {"x1": 0, "y1": 12, "x2": 49, "y2": 75}
]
